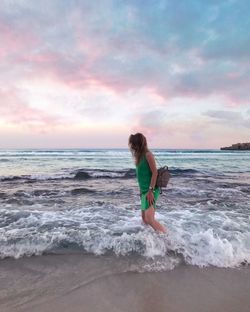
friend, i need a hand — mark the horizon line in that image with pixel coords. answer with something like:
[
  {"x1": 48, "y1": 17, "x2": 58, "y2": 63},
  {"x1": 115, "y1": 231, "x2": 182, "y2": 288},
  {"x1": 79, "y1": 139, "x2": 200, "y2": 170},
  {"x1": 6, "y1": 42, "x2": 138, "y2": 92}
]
[{"x1": 0, "y1": 147, "x2": 223, "y2": 150}]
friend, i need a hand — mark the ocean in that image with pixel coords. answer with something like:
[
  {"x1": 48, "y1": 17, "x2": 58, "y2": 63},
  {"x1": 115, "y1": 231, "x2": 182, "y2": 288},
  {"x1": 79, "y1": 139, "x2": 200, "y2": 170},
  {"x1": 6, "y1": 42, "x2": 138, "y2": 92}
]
[{"x1": 0, "y1": 148, "x2": 250, "y2": 272}]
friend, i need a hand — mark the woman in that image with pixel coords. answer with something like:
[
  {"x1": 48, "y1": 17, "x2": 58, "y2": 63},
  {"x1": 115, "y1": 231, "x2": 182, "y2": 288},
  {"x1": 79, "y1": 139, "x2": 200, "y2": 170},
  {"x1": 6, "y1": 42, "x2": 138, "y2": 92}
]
[{"x1": 128, "y1": 133, "x2": 166, "y2": 233}]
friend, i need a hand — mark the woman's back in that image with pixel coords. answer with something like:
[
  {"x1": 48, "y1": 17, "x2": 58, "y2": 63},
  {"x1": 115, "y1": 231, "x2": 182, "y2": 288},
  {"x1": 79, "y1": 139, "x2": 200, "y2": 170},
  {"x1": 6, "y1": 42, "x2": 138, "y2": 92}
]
[{"x1": 136, "y1": 153, "x2": 152, "y2": 193}]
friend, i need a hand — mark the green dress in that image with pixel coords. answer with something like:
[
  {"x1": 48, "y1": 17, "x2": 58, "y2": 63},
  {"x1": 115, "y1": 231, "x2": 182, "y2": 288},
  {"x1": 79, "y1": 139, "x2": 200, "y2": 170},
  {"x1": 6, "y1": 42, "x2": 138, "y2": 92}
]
[{"x1": 136, "y1": 154, "x2": 160, "y2": 210}]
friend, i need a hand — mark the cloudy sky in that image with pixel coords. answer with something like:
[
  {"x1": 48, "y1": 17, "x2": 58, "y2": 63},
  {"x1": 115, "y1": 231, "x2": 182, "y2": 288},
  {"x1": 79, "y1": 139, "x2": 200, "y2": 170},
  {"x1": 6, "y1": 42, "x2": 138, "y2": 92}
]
[{"x1": 0, "y1": 0, "x2": 249, "y2": 148}]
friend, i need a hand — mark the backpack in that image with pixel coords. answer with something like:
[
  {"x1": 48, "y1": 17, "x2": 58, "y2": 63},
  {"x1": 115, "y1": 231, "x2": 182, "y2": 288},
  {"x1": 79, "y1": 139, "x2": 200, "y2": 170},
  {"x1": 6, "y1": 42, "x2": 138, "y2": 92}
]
[{"x1": 156, "y1": 166, "x2": 171, "y2": 193}]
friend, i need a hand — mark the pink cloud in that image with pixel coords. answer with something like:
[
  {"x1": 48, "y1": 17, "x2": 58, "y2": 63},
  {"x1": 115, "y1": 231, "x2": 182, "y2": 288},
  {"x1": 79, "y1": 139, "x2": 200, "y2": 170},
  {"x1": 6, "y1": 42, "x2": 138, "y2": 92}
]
[
  {"x1": 0, "y1": 18, "x2": 39, "y2": 61},
  {"x1": 0, "y1": 88, "x2": 63, "y2": 128},
  {"x1": 1, "y1": 4, "x2": 249, "y2": 110}
]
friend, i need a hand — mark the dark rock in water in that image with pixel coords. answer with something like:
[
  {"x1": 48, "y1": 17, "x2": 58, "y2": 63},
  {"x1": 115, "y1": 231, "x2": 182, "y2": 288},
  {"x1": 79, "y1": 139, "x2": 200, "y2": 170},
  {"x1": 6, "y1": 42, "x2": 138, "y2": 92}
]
[
  {"x1": 74, "y1": 171, "x2": 91, "y2": 180},
  {"x1": 241, "y1": 259, "x2": 248, "y2": 266},
  {"x1": 71, "y1": 188, "x2": 95, "y2": 195},
  {"x1": 221, "y1": 142, "x2": 250, "y2": 150},
  {"x1": 33, "y1": 189, "x2": 60, "y2": 196},
  {"x1": 1, "y1": 176, "x2": 24, "y2": 182},
  {"x1": 0, "y1": 192, "x2": 7, "y2": 199},
  {"x1": 122, "y1": 169, "x2": 136, "y2": 178}
]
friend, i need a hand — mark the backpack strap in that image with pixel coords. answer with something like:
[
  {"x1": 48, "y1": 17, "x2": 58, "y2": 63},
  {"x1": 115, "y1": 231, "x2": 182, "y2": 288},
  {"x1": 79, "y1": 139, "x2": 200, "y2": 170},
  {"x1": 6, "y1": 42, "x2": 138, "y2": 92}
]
[{"x1": 155, "y1": 155, "x2": 162, "y2": 168}]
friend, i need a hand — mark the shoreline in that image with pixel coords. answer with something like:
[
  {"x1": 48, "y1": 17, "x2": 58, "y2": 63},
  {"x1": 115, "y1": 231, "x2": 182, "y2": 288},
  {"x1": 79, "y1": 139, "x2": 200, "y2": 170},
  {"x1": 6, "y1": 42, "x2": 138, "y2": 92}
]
[{"x1": 0, "y1": 253, "x2": 250, "y2": 312}]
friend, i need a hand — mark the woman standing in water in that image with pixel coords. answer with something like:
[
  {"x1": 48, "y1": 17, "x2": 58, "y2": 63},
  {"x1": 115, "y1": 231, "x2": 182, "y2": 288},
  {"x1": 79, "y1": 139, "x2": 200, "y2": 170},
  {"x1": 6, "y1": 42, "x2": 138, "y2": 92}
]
[{"x1": 128, "y1": 133, "x2": 166, "y2": 233}]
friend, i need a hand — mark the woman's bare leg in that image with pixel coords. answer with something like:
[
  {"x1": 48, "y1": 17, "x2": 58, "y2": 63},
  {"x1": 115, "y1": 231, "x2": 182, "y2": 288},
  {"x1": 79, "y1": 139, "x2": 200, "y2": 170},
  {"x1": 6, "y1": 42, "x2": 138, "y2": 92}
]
[
  {"x1": 141, "y1": 210, "x2": 148, "y2": 224},
  {"x1": 145, "y1": 206, "x2": 166, "y2": 233}
]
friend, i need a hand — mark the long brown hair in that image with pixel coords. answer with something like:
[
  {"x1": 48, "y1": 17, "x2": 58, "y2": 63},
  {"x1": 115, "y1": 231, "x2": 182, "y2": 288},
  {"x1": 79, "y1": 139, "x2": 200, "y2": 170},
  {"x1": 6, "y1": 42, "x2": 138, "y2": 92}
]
[{"x1": 128, "y1": 133, "x2": 149, "y2": 165}]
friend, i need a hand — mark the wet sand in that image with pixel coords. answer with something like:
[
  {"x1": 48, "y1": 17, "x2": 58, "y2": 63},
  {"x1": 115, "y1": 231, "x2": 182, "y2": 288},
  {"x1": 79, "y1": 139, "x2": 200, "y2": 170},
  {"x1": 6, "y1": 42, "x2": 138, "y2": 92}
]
[{"x1": 0, "y1": 253, "x2": 250, "y2": 312}]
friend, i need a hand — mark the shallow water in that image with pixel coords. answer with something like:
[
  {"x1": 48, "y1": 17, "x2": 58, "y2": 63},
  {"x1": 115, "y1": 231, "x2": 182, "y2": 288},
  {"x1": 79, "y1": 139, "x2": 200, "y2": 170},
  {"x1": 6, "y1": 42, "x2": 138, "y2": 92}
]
[{"x1": 0, "y1": 149, "x2": 250, "y2": 270}]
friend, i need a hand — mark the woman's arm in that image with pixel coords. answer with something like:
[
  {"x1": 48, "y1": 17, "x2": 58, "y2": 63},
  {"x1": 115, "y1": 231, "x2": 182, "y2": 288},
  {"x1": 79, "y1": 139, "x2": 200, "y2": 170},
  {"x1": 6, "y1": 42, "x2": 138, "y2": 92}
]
[{"x1": 145, "y1": 151, "x2": 158, "y2": 205}]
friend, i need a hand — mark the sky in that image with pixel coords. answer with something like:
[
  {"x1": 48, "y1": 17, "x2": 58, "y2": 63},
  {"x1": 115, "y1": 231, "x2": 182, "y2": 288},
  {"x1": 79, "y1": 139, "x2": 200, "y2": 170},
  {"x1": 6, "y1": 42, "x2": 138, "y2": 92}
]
[{"x1": 0, "y1": 0, "x2": 250, "y2": 149}]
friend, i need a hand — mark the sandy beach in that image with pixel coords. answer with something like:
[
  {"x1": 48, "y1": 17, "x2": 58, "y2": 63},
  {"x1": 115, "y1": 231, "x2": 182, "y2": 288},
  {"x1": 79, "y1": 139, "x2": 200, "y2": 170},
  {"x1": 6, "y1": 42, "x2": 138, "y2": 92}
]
[{"x1": 1, "y1": 253, "x2": 250, "y2": 312}]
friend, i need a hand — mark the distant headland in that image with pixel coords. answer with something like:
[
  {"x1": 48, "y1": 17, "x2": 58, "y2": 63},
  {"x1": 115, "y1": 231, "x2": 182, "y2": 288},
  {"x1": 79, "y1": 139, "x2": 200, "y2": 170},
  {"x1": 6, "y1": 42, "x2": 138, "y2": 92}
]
[{"x1": 221, "y1": 142, "x2": 250, "y2": 150}]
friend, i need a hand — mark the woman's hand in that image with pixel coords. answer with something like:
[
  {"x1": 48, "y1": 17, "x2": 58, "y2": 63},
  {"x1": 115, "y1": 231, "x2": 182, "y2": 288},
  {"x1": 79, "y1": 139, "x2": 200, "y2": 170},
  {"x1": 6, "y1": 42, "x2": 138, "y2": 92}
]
[{"x1": 146, "y1": 190, "x2": 154, "y2": 206}]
